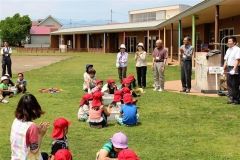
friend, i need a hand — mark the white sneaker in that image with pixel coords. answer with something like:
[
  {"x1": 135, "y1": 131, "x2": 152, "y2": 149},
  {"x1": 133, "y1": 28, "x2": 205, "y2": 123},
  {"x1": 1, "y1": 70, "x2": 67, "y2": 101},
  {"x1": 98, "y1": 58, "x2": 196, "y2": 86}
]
[
  {"x1": 1, "y1": 99, "x2": 9, "y2": 103},
  {"x1": 153, "y1": 88, "x2": 158, "y2": 91},
  {"x1": 158, "y1": 88, "x2": 163, "y2": 92}
]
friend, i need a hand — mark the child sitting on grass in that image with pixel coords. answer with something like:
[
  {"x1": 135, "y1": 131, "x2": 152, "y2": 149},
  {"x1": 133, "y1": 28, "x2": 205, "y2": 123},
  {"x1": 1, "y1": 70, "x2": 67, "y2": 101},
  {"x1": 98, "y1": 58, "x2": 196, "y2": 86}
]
[
  {"x1": 50, "y1": 118, "x2": 70, "y2": 160},
  {"x1": 107, "y1": 79, "x2": 118, "y2": 94},
  {"x1": 118, "y1": 149, "x2": 140, "y2": 160},
  {"x1": 16, "y1": 73, "x2": 27, "y2": 94},
  {"x1": 83, "y1": 64, "x2": 96, "y2": 92},
  {"x1": 0, "y1": 76, "x2": 14, "y2": 103},
  {"x1": 91, "y1": 80, "x2": 103, "y2": 93},
  {"x1": 54, "y1": 149, "x2": 72, "y2": 160},
  {"x1": 122, "y1": 78, "x2": 138, "y2": 97},
  {"x1": 115, "y1": 93, "x2": 138, "y2": 126},
  {"x1": 88, "y1": 91, "x2": 111, "y2": 128},
  {"x1": 78, "y1": 93, "x2": 93, "y2": 121},
  {"x1": 4, "y1": 73, "x2": 14, "y2": 86},
  {"x1": 112, "y1": 90, "x2": 123, "y2": 105},
  {"x1": 127, "y1": 74, "x2": 137, "y2": 89},
  {"x1": 96, "y1": 132, "x2": 128, "y2": 160}
]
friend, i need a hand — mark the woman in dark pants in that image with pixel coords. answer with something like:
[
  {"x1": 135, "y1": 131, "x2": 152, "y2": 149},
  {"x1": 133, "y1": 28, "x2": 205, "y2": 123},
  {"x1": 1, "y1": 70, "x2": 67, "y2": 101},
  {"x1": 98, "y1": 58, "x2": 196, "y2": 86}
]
[
  {"x1": 1, "y1": 42, "x2": 12, "y2": 77},
  {"x1": 135, "y1": 42, "x2": 147, "y2": 88}
]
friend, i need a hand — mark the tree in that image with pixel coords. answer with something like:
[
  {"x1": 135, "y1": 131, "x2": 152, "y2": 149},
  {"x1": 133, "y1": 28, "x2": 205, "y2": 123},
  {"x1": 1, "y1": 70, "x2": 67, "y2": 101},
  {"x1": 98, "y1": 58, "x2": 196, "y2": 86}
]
[{"x1": 0, "y1": 13, "x2": 31, "y2": 46}]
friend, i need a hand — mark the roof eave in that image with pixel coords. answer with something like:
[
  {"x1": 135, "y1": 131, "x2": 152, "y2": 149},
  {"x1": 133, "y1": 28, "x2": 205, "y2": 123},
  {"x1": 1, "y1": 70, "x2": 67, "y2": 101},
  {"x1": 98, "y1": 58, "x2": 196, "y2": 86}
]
[{"x1": 155, "y1": 0, "x2": 224, "y2": 28}]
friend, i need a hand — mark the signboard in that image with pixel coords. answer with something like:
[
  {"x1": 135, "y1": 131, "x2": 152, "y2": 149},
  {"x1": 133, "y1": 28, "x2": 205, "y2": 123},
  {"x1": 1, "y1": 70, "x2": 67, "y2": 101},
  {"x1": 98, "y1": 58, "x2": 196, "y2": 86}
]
[{"x1": 209, "y1": 66, "x2": 224, "y2": 74}]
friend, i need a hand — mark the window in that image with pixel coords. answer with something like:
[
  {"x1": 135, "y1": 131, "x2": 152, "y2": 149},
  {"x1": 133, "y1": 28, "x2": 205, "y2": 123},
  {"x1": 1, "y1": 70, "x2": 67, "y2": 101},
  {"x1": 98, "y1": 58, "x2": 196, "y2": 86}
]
[{"x1": 131, "y1": 12, "x2": 156, "y2": 22}]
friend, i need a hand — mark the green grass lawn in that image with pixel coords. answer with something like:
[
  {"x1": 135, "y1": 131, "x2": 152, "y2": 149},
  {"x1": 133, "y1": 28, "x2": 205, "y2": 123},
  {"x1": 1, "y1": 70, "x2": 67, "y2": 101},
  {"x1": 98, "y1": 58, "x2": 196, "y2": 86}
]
[{"x1": 0, "y1": 53, "x2": 240, "y2": 160}]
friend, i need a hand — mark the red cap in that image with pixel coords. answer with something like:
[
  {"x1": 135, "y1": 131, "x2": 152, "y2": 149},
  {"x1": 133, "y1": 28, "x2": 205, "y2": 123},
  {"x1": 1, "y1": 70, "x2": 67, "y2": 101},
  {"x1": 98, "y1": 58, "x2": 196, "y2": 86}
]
[
  {"x1": 127, "y1": 75, "x2": 135, "y2": 82},
  {"x1": 96, "y1": 79, "x2": 103, "y2": 85},
  {"x1": 122, "y1": 78, "x2": 131, "y2": 85},
  {"x1": 54, "y1": 149, "x2": 72, "y2": 160},
  {"x1": 107, "y1": 79, "x2": 115, "y2": 84},
  {"x1": 92, "y1": 91, "x2": 103, "y2": 107},
  {"x1": 52, "y1": 118, "x2": 70, "y2": 139},
  {"x1": 122, "y1": 87, "x2": 131, "y2": 94},
  {"x1": 123, "y1": 94, "x2": 133, "y2": 104},
  {"x1": 80, "y1": 93, "x2": 93, "y2": 106},
  {"x1": 113, "y1": 90, "x2": 123, "y2": 102},
  {"x1": 118, "y1": 149, "x2": 140, "y2": 160}
]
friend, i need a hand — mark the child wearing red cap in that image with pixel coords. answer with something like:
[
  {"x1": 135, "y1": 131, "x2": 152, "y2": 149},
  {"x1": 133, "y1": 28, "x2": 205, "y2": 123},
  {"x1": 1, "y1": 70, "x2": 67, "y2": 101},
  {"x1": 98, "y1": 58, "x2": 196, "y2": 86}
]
[
  {"x1": 127, "y1": 74, "x2": 137, "y2": 89},
  {"x1": 91, "y1": 79, "x2": 103, "y2": 93},
  {"x1": 54, "y1": 149, "x2": 72, "y2": 160},
  {"x1": 78, "y1": 93, "x2": 93, "y2": 121},
  {"x1": 115, "y1": 94, "x2": 138, "y2": 126},
  {"x1": 50, "y1": 118, "x2": 70, "y2": 160},
  {"x1": 122, "y1": 78, "x2": 138, "y2": 98},
  {"x1": 107, "y1": 79, "x2": 118, "y2": 94},
  {"x1": 118, "y1": 149, "x2": 140, "y2": 160},
  {"x1": 88, "y1": 91, "x2": 111, "y2": 128}
]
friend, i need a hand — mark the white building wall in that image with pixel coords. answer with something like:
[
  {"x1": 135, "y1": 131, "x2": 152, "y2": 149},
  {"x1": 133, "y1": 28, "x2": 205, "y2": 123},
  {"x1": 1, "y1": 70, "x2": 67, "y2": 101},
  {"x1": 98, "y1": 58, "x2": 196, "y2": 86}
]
[{"x1": 31, "y1": 35, "x2": 50, "y2": 44}]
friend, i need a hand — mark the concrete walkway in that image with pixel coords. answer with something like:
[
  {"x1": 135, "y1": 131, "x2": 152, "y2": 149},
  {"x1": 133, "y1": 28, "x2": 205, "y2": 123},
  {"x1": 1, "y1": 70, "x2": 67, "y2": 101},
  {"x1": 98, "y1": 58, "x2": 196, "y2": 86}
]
[{"x1": 165, "y1": 80, "x2": 219, "y2": 97}]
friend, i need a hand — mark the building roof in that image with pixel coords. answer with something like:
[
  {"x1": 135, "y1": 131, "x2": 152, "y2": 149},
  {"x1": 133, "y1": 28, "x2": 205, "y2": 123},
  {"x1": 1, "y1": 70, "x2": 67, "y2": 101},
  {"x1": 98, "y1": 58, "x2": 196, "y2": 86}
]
[
  {"x1": 38, "y1": 15, "x2": 62, "y2": 26},
  {"x1": 31, "y1": 15, "x2": 62, "y2": 35},
  {"x1": 51, "y1": 21, "x2": 162, "y2": 35},
  {"x1": 30, "y1": 26, "x2": 58, "y2": 35}
]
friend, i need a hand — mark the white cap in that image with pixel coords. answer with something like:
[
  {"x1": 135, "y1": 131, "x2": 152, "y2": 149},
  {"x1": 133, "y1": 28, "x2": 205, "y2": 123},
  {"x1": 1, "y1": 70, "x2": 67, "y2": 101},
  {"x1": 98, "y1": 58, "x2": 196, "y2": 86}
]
[
  {"x1": 119, "y1": 44, "x2": 126, "y2": 49},
  {"x1": 137, "y1": 42, "x2": 144, "y2": 48},
  {"x1": 1, "y1": 76, "x2": 8, "y2": 82}
]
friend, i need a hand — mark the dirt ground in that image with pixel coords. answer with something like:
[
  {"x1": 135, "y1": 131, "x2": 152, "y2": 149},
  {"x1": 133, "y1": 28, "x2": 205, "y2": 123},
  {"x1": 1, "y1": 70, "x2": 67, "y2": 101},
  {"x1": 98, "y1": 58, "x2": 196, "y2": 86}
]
[{"x1": 3, "y1": 56, "x2": 70, "y2": 74}]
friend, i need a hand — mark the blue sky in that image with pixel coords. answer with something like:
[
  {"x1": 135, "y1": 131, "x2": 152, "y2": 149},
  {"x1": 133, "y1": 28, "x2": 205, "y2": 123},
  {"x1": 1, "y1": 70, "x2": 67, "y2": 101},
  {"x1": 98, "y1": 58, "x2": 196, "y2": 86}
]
[{"x1": 0, "y1": 0, "x2": 202, "y2": 25}]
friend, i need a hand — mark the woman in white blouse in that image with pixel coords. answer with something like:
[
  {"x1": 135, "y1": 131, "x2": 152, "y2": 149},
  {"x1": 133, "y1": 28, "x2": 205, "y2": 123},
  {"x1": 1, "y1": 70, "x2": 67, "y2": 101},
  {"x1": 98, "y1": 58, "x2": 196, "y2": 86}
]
[{"x1": 135, "y1": 42, "x2": 147, "y2": 88}]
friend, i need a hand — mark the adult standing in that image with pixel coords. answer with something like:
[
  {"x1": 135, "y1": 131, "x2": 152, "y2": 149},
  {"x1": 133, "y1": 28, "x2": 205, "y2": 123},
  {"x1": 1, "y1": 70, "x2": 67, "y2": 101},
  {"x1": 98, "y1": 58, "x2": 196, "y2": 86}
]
[
  {"x1": 152, "y1": 40, "x2": 168, "y2": 92},
  {"x1": 1, "y1": 42, "x2": 12, "y2": 77},
  {"x1": 116, "y1": 44, "x2": 128, "y2": 82},
  {"x1": 135, "y1": 42, "x2": 147, "y2": 88},
  {"x1": 179, "y1": 37, "x2": 193, "y2": 93},
  {"x1": 223, "y1": 37, "x2": 240, "y2": 104}
]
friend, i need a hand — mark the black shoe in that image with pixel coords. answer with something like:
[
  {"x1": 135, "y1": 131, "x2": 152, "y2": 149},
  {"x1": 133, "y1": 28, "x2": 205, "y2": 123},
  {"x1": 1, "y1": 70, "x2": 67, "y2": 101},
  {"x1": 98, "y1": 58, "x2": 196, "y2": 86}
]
[
  {"x1": 233, "y1": 100, "x2": 240, "y2": 105},
  {"x1": 227, "y1": 100, "x2": 234, "y2": 104},
  {"x1": 186, "y1": 89, "x2": 190, "y2": 93},
  {"x1": 180, "y1": 89, "x2": 186, "y2": 92}
]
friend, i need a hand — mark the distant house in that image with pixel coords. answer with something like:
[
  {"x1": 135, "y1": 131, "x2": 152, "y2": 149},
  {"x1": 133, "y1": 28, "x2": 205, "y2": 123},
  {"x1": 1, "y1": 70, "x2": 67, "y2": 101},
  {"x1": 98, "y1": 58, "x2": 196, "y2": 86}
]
[{"x1": 26, "y1": 15, "x2": 62, "y2": 48}]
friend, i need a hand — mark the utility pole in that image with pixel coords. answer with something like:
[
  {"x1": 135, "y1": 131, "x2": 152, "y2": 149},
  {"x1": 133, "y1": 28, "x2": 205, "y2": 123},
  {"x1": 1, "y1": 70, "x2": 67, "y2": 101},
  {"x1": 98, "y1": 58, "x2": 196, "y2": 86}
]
[{"x1": 110, "y1": 9, "x2": 113, "y2": 23}]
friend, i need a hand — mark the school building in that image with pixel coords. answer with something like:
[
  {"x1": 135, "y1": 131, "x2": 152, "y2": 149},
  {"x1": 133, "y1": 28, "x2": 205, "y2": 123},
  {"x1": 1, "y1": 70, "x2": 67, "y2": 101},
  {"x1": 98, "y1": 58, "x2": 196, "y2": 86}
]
[{"x1": 50, "y1": 0, "x2": 240, "y2": 62}]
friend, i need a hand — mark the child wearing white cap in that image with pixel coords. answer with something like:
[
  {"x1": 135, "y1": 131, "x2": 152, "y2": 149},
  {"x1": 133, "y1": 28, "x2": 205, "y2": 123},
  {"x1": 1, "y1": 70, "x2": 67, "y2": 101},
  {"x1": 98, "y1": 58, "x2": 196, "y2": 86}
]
[
  {"x1": 116, "y1": 44, "x2": 128, "y2": 82},
  {"x1": 0, "y1": 76, "x2": 14, "y2": 103}
]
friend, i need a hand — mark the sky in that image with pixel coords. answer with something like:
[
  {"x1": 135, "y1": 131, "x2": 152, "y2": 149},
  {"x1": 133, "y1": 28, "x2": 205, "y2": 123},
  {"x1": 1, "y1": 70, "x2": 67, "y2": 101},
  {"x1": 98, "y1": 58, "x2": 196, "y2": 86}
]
[{"x1": 0, "y1": 0, "x2": 203, "y2": 26}]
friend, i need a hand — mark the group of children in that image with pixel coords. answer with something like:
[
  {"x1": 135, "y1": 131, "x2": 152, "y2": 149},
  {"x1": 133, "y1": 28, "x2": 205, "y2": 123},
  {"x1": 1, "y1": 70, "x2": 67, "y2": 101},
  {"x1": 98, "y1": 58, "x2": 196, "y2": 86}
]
[
  {"x1": 0, "y1": 72, "x2": 27, "y2": 103},
  {"x1": 10, "y1": 93, "x2": 140, "y2": 160},
  {"x1": 79, "y1": 64, "x2": 140, "y2": 128}
]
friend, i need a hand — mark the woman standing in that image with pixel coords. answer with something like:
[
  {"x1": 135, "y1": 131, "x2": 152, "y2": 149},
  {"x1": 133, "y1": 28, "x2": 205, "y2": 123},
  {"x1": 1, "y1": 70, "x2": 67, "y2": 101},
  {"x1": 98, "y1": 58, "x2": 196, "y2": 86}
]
[
  {"x1": 135, "y1": 42, "x2": 147, "y2": 88},
  {"x1": 10, "y1": 94, "x2": 49, "y2": 160},
  {"x1": 116, "y1": 44, "x2": 128, "y2": 82}
]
